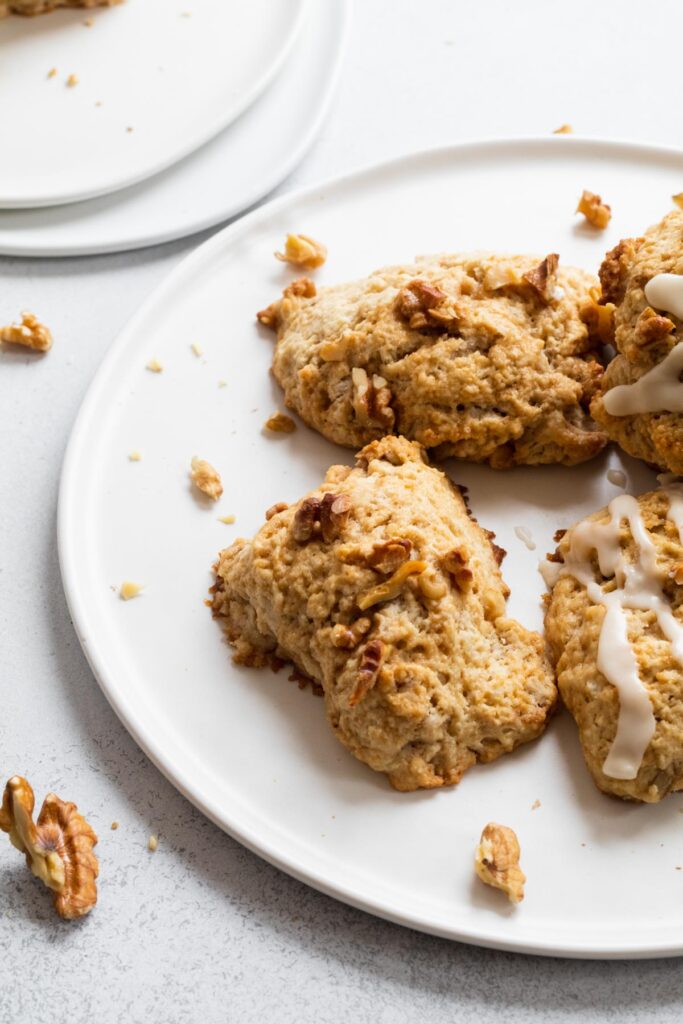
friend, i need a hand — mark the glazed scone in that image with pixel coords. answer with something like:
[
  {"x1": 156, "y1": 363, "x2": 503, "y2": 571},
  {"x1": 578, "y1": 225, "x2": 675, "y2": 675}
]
[
  {"x1": 212, "y1": 436, "x2": 557, "y2": 791},
  {"x1": 545, "y1": 486, "x2": 683, "y2": 802},
  {"x1": 0, "y1": 0, "x2": 120, "y2": 14},
  {"x1": 591, "y1": 210, "x2": 683, "y2": 474},
  {"x1": 260, "y1": 252, "x2": 607, "y2": 468}
]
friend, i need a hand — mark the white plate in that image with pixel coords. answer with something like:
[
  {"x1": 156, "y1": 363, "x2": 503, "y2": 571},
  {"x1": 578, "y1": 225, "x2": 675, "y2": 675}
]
[
  {"x1": 0, "y1": 0, "x2": 347, "y2": 256},
  {"x1": 0, "y1": 0, "x2": 306, "y2": 208},
  {"x1": 59, "y1": 139, "x2": 683, "y2": 958}
]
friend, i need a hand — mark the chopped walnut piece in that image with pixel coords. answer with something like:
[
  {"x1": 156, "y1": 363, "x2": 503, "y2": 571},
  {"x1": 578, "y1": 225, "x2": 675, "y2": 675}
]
[
  {"x1": 119, "y1": 581, "x2": 143, "y2": 600},
  {"x1": 670, "y1": 562, "x2": 683, "y2": 585},
  {"x1": 634, "y1": 306, "x2": 675, "y2": 346},
  {"x1": 148, "y1": 835, "x2": 158, "y2": 852},
  {"x1": 146, "y1": 358, "x2": 163, "y2": 373},
  {"x1": 218, "y1": 515, "x2": 236, "y2": 525},
  {"x1": 553, "y1": 123, "x2": 573, "y2": 134},
  {"x1": 522, "y1": 254, "x2": 559, "y2": 302},
  {"x1": 0, "y1": 776, "x2": 98, "y2": 920},
  {"x1": 331, "y1": 617, "x2": 372, "y2": 649},
  {"x1": 349, "y1": 639, "x2": 385, "y2": 706},
  {"x1": 441, "y1": 549, "x2": 473, "y2": 590},
  {"x1": 576, "y1": 190, "x2": 611, "y2": 229},
  {"x1": 395, "y1": 278, "x2": 451, "y2": 330},
  {"x1": 351, "y1": 367, "x2": 394, "y2": 430},
  {"x1": 0, "y1": 312, "x2": 53, "y2": 352},
  {"x1": 265, "y1": 501, "x2": 289, "y2": 521},
  {"x1": 319, "y1": 492, "x2": 352, "y2": 542},
  {"x1": 47, "y1": 67, "x2": 57, "y2": 79},
  {"x1": 190, "y1": 456, "x2": 223, "y2": 501},
  {"x1": 580, "y1": 297, "x2": 615, "y2": 344},
  {"x1": 275, "y1": 233, "x2": 327, "y2": 270},
  {"x1": 265, "y1": 412, "x2": 296, "y2": 434},
  {"x1": 66, "y1": 73, "x2": 79, "y2": 87},
  {"x1": 357, "y1": 560, "x2": 427, "y2": 611},
  {"x1": 128, "y1": 450, "x2": 142, "y2": 462},
  {"x1": 599, "y1": 238, "x2": 639, "y2": 305},
  {"x1": 367, "y1": 538, "x2": 412, "y2": 574},
  {"x1": 256, "y1": 302, "x2": 280, "y2": 330},
  {"x1": 284, "y1": 277, "x2": 317, "y2": 300},
  {"x1": 292, "y1": 493, "x2": 351, "y2": 543},
  {"x1": 474, "y1": 822, "x2": 525, "y2": 904}
]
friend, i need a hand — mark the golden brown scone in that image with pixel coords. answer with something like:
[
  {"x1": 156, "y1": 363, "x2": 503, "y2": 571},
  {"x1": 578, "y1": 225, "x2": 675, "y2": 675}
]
[
  {"x1": 545, "y1": 489, "x2": 683, "y2": 802},
  {"x1": 262, "y1": 252, "x2": 607, "y2": 468},
  {"x1": 591, "y1": 210, "x2": 683, "y2": 473},
  {"x1": 212, "y1": 436, "x2": 557, "y2": 791},
  {"x1": 0, "y1": 0, "x2": 119, "y2": 13}
]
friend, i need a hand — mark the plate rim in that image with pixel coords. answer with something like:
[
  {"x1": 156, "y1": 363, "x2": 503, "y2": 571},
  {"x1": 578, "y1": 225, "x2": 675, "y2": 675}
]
[
  {"x1": 58, "y1": 136, "x2": 683, "y2": 959},
  {"x1": 0, "y1": 0, "x2": 309, "y2": 209},
  {"x1": 0, "y1": 0, "x2": 350, "y2": 257}
]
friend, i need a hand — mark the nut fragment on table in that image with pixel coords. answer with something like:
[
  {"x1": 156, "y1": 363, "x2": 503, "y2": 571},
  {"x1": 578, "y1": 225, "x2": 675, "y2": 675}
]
[
  {"x1": 191, "y1": 456, "x2": 223, "y2": 500},
  {"x1": 275, "y1": 233, "x2": 327, "y2": 270},
  {"x1": 576, "y1": 190, "x2": 611, "y2": 229},
  {"x1": 474, "y1": 822, "x2": 525, "y2": 903},
  {"x1": 119, "y1": 581, "x2": 143, "y2": 600},
  {"x1": 553, "y1": 123, "x2": 573, "y2": 134},
  {"x1": 0, "y1": 312, "x2": 53, "y2": 352},
  {"x1": 146, "y1": 358, "x2": 163, "y2": 373},
  {"x1": 0, "y1": 776, "x2": 99, "y2": 919},
  {"x1": 265, "y1": 412, "x2": 296, "y2": 434}
]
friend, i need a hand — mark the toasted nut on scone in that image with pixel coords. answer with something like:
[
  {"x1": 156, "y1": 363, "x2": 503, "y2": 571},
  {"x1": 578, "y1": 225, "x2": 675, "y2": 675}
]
[
  {"x1": 0, "y1": 312, "x2": 53, "y2": 352},
  {"x1": 190, "y1": 456, "x2": 223, "y2": 501},
  {"x1": 265, "y1": 412, "x2": 296, "y2": 434},
  {"x1": 441, "y1": 549, "x2": 473, "y2": 590},
  {"x1": 0, "y1": 776, "x2": 98, "y2": 919},
  {"x1": 634, "y1": 306, "x2": 675, "y2": 346},
  {"x1": 357, "y1": 559, "x2": 427, "y2": 610},
  {"x1": 319, "y1": 492, "x2": 352, "y2": 542},
  {"x1": 522, "y1": 254, "x2": 559, "y2": 303},
  {"x1": 275, "y1": 234, "x2": 327, "y2": 270},
  {"x1": 331, "y1": 617, "x2": 372, "y2": 649},
  {"x1": 576, "y1": 190, "x2": 611, "y2": 229},
  {"x1": 367, "y1": 538, "x2": 412, "y2": 575},
  {"x1": 474, "y1": 822, "x2": 525, "y2": 903},
  {"x1": 351, "y1": 367, "x2": 394, "y2": 430},
  {"x1": 265, "y1": 502, "x2": 289, "y2": 521},
  {"x1": 580, "y1": 296, "x2": 615, "y2": 344},
  {"x1": 349, "y1": 639, "x2": 385, "y2": 706}
]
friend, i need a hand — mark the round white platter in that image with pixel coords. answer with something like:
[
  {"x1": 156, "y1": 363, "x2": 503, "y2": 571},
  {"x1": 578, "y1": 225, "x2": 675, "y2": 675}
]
[
  {"x1": 0, "y1": 0, "x2": 347, "y2": 256},
  {"x1": 0, "y1": 0, "x2": 306, "y2": 208},
  {"x1": 59, "y1": 139, "x2": 683, "y2": 958}
]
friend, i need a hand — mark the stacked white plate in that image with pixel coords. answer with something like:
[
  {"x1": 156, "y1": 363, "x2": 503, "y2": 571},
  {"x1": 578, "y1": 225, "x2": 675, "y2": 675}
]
[{"x1": 0, "y1": 0, "x2": 349, "y2": 255}]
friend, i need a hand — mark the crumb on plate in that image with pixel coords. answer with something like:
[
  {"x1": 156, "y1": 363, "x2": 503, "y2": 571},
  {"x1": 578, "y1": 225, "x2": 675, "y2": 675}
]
[
  {"x1": 265, "y1": 412, "x2": 296, "y2": 434},
  {"x1": 275, "y1": 233, "x2": 327, "y2": 270},
  {"x1": 119, "y1": 581, "x2": 143, "y2": 600},
  {"x1": 191, "y1": 456, "x2": 223, "y2": 500},
  {"x1": 576, "y1": 190, "x2": 611, "y2": 229},
  {"x1": 0, "y1": 311, "x2": 53, "y2": 352},
  {"x1": 474, "y1": 822, "x2": 525, "y2": 903}
]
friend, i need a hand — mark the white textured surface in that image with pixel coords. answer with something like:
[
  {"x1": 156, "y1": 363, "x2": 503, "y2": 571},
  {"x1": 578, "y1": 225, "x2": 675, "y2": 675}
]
[{"x1": 3, "y1": 0, "x2": 683, "y2": 1020}]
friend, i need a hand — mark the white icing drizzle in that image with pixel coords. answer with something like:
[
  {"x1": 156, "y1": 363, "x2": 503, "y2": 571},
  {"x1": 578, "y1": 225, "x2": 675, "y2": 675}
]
[
  {"x1": 603, "y1": 273, "x2": 683, "y2": 416},
  {"x1": 553, "y1": 493, "x2": 683, "y2": 780},
  {"x1": 514, "y1": 525, "x2": 536, "y2": 551},
  {"x1": 645, "y1": 273, "x2": 683, "y2": 320}
]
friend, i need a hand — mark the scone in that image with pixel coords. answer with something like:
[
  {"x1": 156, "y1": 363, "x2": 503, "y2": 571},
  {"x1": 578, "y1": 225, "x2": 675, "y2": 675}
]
[
  {"x1": 212, "y1": 435, "x2": 557, "y2": 791},
  {"x1": 545, "y1": 485, "x2": 683, "y2": 802},
  {"x1": 0, "y1": 0, "x2": 120, "y2": 14},
  {"x1": 591, "y1": 210, "x2": 683, "y2": 474},
  {"x1": 259, "y1": 252, "x2": 608, "y2": 468}
]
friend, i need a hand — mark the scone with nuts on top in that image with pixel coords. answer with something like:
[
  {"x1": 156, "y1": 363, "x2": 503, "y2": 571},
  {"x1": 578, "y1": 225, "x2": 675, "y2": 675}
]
[
  {"x1": 591, "y1": 209, "x2": 683, "y2": 474},
  {"x1": 545, "y1": 485, "x2": 683, "y2": 802},
  {"x1": 211, "y1": 435, "x2": 557, "y2": 791},
  {"x1": 258, "y1": 252, "x2": 608, "y2": 468}
]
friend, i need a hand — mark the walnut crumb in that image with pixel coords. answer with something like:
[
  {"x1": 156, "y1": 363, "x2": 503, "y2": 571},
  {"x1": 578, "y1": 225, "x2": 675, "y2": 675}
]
[
  {"x1": 265, "y1": 412, "x2": 296, "y2": 434},
  {"x1": 0, "y1": 775, "x2": 98, "y2": 919},
  {"x1": 148, "y1": 835, "x2": 158, "y2": 852},
  {"x1": 265, "y1": 502, "x2": 289, "y2": 521},
  {"x1": 0, "y1": 312, "x2": 53, "y2": 352},
  {"x1": 218, "y1": 515, "x2": 235, "y2": 525},
  {"x1": 367, "y1": 539, "x2": 412, "y2": 575},
  {"x1": 275, "y1": 233, "x2": 327, "y2": 270},
  {"x1": 553, "y1": 124, "x2": 573, "y2": 134},
  {"x1": 292, "y1": 493, "x2": 351, "y2": 543},
  {"x1": 634, "y1": 306, "x2": 675, "y2": 346},
  {"x1": 110, "y1": 821, "x2": 119, "y2": 830},
  {"x1": 47, "y1": 67, "x2": 57, "y2": 79},
  {"x1": 66, "y1": 74, "x2": 79, "y2": 87},
  {"x1": 331, "y1": 617, "x2": 371, "y2": 650},
  {"x1": 146, "y1": 358, "x2": 163, "y2": 373},
  {"x1": 128, "y1": 450, "x2": 142, "y2": 462},
  {"x1": 191, "y1": 456, "x2": 223, "y2": 501},
  {"x1": 119, "y1": 581, "x2": 143, "y2": 600},
  {"x1": 441, "y1": 549, "x2": 473, "y2": 590},
  {"x1": 522, "y1": 254, "x2": 559, "y2": 302},
  {"x1": 191, "y1": 343, "x2": 203, "y2": 357},
  {"x1": 474, "y1": 823, "x2": 525, "y2": 903},
  {"x1": 670, "y1": 562, "x2": 683, "y2": 585},
  {"x1": 576, "y1": 190, "x2": 611, "y2": 229},
  {"x1": 531, "y1": 799, "x2": 541, "y2": 810}
]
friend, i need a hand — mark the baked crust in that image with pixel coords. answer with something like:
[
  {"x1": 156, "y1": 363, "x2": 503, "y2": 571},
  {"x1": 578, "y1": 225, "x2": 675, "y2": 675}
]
[
  {"x1": 212, "y1": 435, "x2": 556, "y2": 791},
  {"x1": 265, "y1": 252, "x2": 607, "y2": 468},
  {"x1": 545, "y1": 489, "x2": 683, "y2": 802},
  {"x1": 0, "y1": 0, "x2": 120, "y2": 15},
  {"x1": 591, "y1": 210, "x2": 683, "y2": 473}
]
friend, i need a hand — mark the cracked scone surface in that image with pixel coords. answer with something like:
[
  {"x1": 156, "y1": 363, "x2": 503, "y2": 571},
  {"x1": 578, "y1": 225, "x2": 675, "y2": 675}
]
[
  {"x1": 591, "y1": 210, "x2": 683, "y2": 473},
  {"x1": 266, "y1": 252, "x2": 607, "y2": 468},
  {"x1": 211, "y1": 436, "x2": 556, "y2": 791},
  {"x1": 545, "y1": 490, "x2": 683, "y2": 802},
  {"x1": 0, "y1": 0, "x2": 119, "y2": 14}
]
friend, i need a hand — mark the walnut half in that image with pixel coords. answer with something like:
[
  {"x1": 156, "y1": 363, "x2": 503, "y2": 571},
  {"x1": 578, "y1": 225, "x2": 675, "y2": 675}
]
[
  {"x1": 0, "y1": 776, "x2": 99, "y2": 919},
  {"x1": 351, "y1": 367, "x2": 394, "y2": 430},
  {"x1": 349, "y1": 639, "x2": 385, "y2": 707},
  {"x1": 190, "y1": 456, "x2": 223, "y2": 501},
  {"x1": 474, "y1": 822, "x2": 525, "y2": 903},
  {"x1": 274, "y1": 233, "x2": 327, "y2": 270},
  {"x1": 0, "y1": 311, "x2": 53, "y2": 352},
  {"x1": 576, "y1": 190, "x2": 611, "y2": 230},
  {"x1": 522, "y1": 254, "x2": 559, "y2": 303},
  {"x1": 292, "y1": 492, "x2": 351, "y2": 544}
]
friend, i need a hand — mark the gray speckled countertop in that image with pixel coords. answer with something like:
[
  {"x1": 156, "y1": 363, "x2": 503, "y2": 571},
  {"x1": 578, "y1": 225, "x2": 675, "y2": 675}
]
[{"x1": 3, "y1": 2, "x2": 683, "y2": 1020}]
